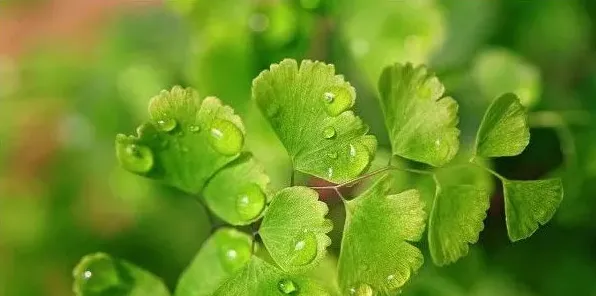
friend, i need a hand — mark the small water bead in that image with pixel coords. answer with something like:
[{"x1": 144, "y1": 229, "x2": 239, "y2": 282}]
[
  {"x1": 278, "y1": 279, "x2": 298, "y2": 294},
  {"x1": 77, "y1": 254, "x2": 120, "y2": 293},
  {"x1": 323, "y1": 92, "x2": 335, "y2": 103},
  {"x1": 218, "y1": 238, "x2": 252, "y2": 273},
  {"x1": 208, "y1": 119, "x2": 244, "y2": 156},
  {"x1": 349, "y1": 283, "x2": 373, "y2": 296},
  {"x1": 189, "y1": 125, "x2": 201, "y2": 133},
  {"x1": 346, "y1": 143, "x2": 369, "y2": 176},
  {"x1": 323, "y1": 127, "x2": 336, "y2": 139},
  {"x1": 289, "y1": 231, "x2": 318, "y2": 266},
  {"x1": 120, "y1": 143, "x2": 154, "y2": 174},
  {"x1": 156, "y1": 118, "x2": 177, "y2": 132},
  {"x1": 235, "y1": 184, "x2": 267, "y2": 221},
  {"x1": 386, "y1": 271, "x2": 409, "y2": 290},
  {"x1": 323, "y1": 86, "x2": 354, "y2": 116}
]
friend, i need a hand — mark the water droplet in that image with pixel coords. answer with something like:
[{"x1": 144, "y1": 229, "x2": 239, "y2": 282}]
[
  {"x1": 218, "y1": 238, "x2": 252, "y2": 273},
  {"x1": 327, "y1": 167, "x2": 334, "y2": 179},
  {"x1": 323, "y1": 92, "x2": 335, "y2": 103},
  {"x1": 323, "y1": 86, "x2": 354, "y2": 116},
  {"x1": 327, "y1": 152, "x2": 338, "y2": 159},
  {"x1": 323, "y1": 127, "x2": 336, "y2": 139},
  {"x1": 278, "y1": 279, "x2": 298, "y2": 294},
  {"x1": 208, "y1": 119, "x2": 244, "y2": 156},
  {"x1": 77, "y1": 254, "x2": 120, "y2": 293},
  {"x1": 289, "y1": 231, "x2": 317, "y2": 266},
  {"x1": 349, "y1": 283, "x2": 373, "y2": 296},
  {"x1": 189, "y1": 125, "x2": 201, "y2": 133},
  {"x1": 235, "y1": 184, "x2": 266, "y2": 221},
  {"x1": 120, "y1": 143, "x2": 153, "y2": 174},
  {"x1": 156, "y1": 118, "x2": 177, "y2": 132},
  {"x1": 346, "y1": 143, "x2": 369, "y2": 177},
  {"x1": 386, "y1": 271, "x2": 409, "y2": 289}
]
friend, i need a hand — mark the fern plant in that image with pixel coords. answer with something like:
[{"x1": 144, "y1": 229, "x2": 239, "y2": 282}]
[{"x1": 72, "y1": 59, "x2": 563, "y2": 296}]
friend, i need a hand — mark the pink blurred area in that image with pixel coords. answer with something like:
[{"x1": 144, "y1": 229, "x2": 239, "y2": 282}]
[{"x1": 0, "y1": 0, "x2": 160, "y2": 57}]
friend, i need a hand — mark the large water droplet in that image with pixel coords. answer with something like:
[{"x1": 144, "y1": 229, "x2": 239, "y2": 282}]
[
  {"x1": 189, "y1": 125, "x2": 201, "y2": 133},
  {"x1": 156, "y1": 118, "x2": 177, "y2": 132},
  {"x1": 120, "y1": 143, "x2": 154, "y2": 174},
  {"x1": 278, "y1": 279, "x2": 298, "y2": 294},
  {"x1": 218, "y1": 237, "x2": 252, "y2": 273},
  {"x1": 208, "y1": 119, "x2": 244, "y2": 156},
  {"x1": 323, "y1": 127, "x2": 336, "y2": 139},
  {"x1": 77, "y1": 254, "x2": 120, "y2": 293},
  {"x1": 323, "y1": 86, "x2": 354, "y2": 116},
  {"x1": 349, "y1": 283, "x2": 373, "y2": 296},
  {"x1": 235, "y1": 184, "x2": 266, "y2": 221},
  {"x1": 289, "y1": 231, "x2": 317, "y2": 266}
]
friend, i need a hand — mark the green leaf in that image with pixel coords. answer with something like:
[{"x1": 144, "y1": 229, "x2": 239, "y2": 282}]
[
  {"x1": 73, "y1": 253, "x2": 170, "y2": 296},
  {"x1": 214, "y1": 257, "x2": 331, "y2": 296},
  {"x1": 378, "y1": 63, "x2": 460, "y2": 167},
  {"x1": 252, "y1": 59, "x2": 377, "y2": 183},
  {"x1": 428, "y1": 185, "x2": 490, "y2": 266},
  {"x1": 503, "y1": 179, "x2": 564, "y2": 242},
  {"x1": 203, "y1": 153, "x2": 270, "y2": 225},
  {"x1": 338, "y1": 175, "x2": 426, "y2": 295},
  {"x1": 175, "y1": 228, "x2": 252, "y2": 296},
  {"x1": 115, "y1": 86, "x2": 245, "y2": 194},
  {"x1": 259, "y1": 186, "x2": 332, "y2": 272},
  {"x1": 474, "y1": 93, "x2": 530, "y2": 158}
]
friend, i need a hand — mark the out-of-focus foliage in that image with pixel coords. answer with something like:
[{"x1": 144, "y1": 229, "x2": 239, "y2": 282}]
[{"x1": 1, "y1": 0, "x2": 596, "y2": 295}]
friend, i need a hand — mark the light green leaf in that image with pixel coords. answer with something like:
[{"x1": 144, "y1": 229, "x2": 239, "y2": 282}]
[
  {"x1": 73, "y1": 253, "x2": 170, "y2": 296},
  {"x1": 503, "y1": 179, "x2": 564, "y2": 242},
  {"x1": 175, "y1": 228, "x2": 253, "y2": 296},
  {"x1": 214, "y1": 257, "x2": 331, "y2": 296},
  {"x1": 203, "y1": 153, "x2": 270, "y2": 225},
  {"x1": 474, "y1": 93, "x2": 530, "y2": 158},
  {"x1": 378, "y1": 63, "x2": 460, "y2": 167},
  {"x1": 428, "y1": 185, "x2": 490, "y2": 266},
  {"x1": 338, "y1": 175, "x2": 426, "y2": 295},
  {"x1": 115, "y1": 86, "x2": 245, "y2": 194},
  {"x1": 252, "y1": 59, "x2": 377, "y2": 183},
  {"x1": 259, "y1": 186, "x2": 332, "y2": 272}
]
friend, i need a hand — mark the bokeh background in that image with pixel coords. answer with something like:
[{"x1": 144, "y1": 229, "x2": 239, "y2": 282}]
[{"x1": 1, "y1": 0, "x2": 596, "y2": 295}]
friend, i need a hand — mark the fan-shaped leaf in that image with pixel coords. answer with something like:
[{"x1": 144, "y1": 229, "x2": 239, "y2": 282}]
[
  {"x1": 252, "y1": 59, "x2": 377, "y2": 183},
  {"x1": 428, "y1": 185, "x2": 490, "y2": 266},
  {"x1": 474, "y1": 93, "x2": 530, "y2": 157},
  {"x1": 503, "y1": 179, "x2": 564, "y2": 241},
  {"x1": 378, "y1": 63, "x2": 460, "y2": 167},
  {"x1": 259, "y1": 186, "x2": 332, "y2": 272},
  {"x1": 338, "y1": 175, "x2": 426, "y2": 295},
  {"x1": 203, "y1": 153, "x2": 270, "y2": 225},
  {"x1": 115, "y1": 86, "x2": 245, "y2": 194}
]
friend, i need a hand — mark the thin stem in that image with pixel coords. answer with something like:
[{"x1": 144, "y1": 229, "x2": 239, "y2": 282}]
[
  {"x1": 196, "y1": 198, "x2": 217, "y2": 233},
  {"x1": 290, "y1": 168, "x2": 296, "y2": 187},
  {"x1": 470, "y1": 157, "x2": 506, "y2": 181}
]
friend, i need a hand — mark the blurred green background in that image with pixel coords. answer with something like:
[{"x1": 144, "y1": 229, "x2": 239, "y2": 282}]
[{"x1": 1, "y1": 0, "x2": 596, "y2": 295}]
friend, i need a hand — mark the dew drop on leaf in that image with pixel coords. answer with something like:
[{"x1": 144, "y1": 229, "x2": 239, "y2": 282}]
[
  {"x1": 218, "y1": 238, "x2": 252, "y2": 273},
  {"x1": 386, "y1": 271, "x2": 409, "y2": 290},
  {"x1": 347, "y1": 143, "x2": 369, "y2": 174},
  {"x1": 278, "y1": 278, "x2": 299, "y2": 294},
  {"x1": 189, "y1": 125, "x2": 200, "y2": 133},
  {"x1": 349, "y1": 283, "x2": 373, "y2": 296},
  {"x1": 289, "y1": 231, "x2": 318, "y2": 266},
  {"x1": 235, "y1": 184, "x2": 267, "y2": 221},
  {"x1": 323, "y1": 92, "x2": 335, "y2": 103},
  {"x1": 208, "y1": 119, "x2": 244, "y2": 156},
  {"x1": 323, "y1": 127, "x2": 336, "y2": 139},
  {"x1": 78, "y1": 255, "x2": 120, "y2": 292},
  {"x1": 156, "y1": 118, "x2": 177, "y2": 132},
  {"x1": 121, "y1": 144, "x2": 154, "y2": 173},
  {"x1": 323, "y1": 86, "x2": 353, "y2": 116}
]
